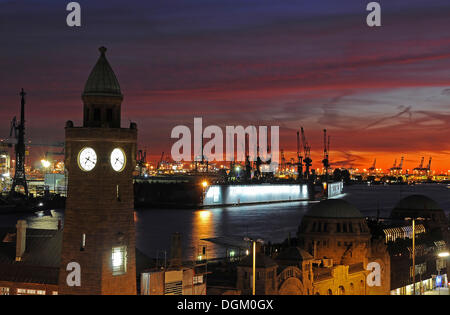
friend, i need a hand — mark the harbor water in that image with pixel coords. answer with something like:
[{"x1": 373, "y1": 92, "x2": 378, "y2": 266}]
[{"x1": 0, "y1": 184, "x2": 449, "y2": 261}]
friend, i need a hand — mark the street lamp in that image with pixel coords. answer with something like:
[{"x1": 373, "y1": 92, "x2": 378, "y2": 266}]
[
  {"x1": 405, "y1": 217, "x2": 425, "y2": 295},
  {"x1": 244, "y1": 237, "x2": 264, "y2": 295}
]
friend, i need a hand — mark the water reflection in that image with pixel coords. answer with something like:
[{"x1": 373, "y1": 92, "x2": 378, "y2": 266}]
[{"x1": 191, "y1": 209, "x2": 217, "y2": 260}]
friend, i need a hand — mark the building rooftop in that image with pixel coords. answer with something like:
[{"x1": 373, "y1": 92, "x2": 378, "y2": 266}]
[
  {"x1": 275, "y1": 247, "x2": 313, "y2": 266},
  {"x1": 0, "y1": 228, "x2": 62, "y2": 284}
]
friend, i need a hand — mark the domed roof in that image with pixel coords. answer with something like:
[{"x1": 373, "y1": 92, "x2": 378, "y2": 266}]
[
  {"x1": 305, "y1": 199, "x2": 363, "y2": 219},
  {"x1": 393, "y1": 194, "x2": 442, "y2": 212},
  {"x1": 83, "y1": 47, "x2": 122, "y2": 97}
]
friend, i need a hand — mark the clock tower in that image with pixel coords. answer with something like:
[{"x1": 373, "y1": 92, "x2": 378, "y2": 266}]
[{"x1": 59, "y1": 47, "x2": 137, "y2": 295}]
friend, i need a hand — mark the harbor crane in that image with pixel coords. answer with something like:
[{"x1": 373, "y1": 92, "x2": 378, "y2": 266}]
[
  {"x1": 426, "y1": 157, "x2": 432, "y2": 174},
  {"x1": 390, "y1": 159, "x2": 397, "y2": 170},
  {"x1": 390, "y1": 156, "x2": 404, "y2": 174},
  {"x1": 157, "y1": 152, "x2": 165, "y2": 170},
  {"x1": 413, "y1": 157, "x2": 425, "y2": 172},
  {"x1": 280, "y1": 149, "x2": 286, "y2": 172},
  {"x1": 322, "y1": 129, "x2": 330, "y2": 179},
  {"x1": 368, "y1": 159, "x2": 377, "y2": 172},
  {"x1": 296, "y1": 131, "x2": 303, "y2": 180},
  {"x1": 10, "y1": 89, "x2": 28, "y2": 197},
  {"x1": 137, "y1": 149, "x2": 147, "y2": 176},
  {"x1": 413, "y1": 156, "x2": 432, "y2": 175},
  {"x1": 300, "y1": 127, "x2": 312, "y2": 180}
]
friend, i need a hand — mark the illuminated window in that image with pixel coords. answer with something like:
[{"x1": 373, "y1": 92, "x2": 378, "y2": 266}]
[
  {"x1": 0, "y1": 287, "x2": 9, "y2": 295},
  {"x1": 80, "y1": 233, "x2": 86, "y2": 251},
  {"x1": 17, "y1": 288, "x2": 26, "y2": 295},
  {"x1": 112, "y1": 246, "x2": 127, "y2": 275},
  {"x1": 193, "y1": 275, "x2": 203, "y2": 284},
  {"x1": 16, "y1": 288, "x2": 45, "y2": 295}
]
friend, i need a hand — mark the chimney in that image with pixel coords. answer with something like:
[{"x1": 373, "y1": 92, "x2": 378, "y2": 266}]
[
  {"x1": 169, "y1": 233, "x2": 182, "y2": 268},
  {"x1": 15, "y1": 220, "x2": 27, "y2": 261}
]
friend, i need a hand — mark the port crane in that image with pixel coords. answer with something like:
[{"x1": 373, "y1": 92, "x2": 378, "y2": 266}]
[
  {"x1": 296, "y1": 131, "x2": 303, "y2": 180},
  {"x1": 390, "y1": 156, "x2": 404, "y2": 174},
  {"x1": 390, "y1": 159, "x2": 397, "y2": 170},
  {"x1": 322, "y1": 129, "x2": 330, "y2": 179},
  {"x1": 426, "y1": 157, "x2": 432, "y2": 174},
  {"x1": 137, "y1": 149, "x2": 147, "y2": 176},
  {"x1": 368, "y1": 159, "x2": 376, "y2": 173},
  {"x1": 280, "y1": 149, "x2": 286, "y2": 172},
  {"x1": 413, "y1": 156, "x2": 432, "y2": 175},
  {"x1": 300, "y1": 127, "x2": 312, "y2": 180},
  {"x1": 9, "y1": 89, "x2": 28, "y2": 197},
  {"x1": 397, "y1": 157, "x2": 404, "y2": 174},
  {"x1": 157, "y1": 152, "x2": 165, "y2": 170},
  {"x1": 413, "y1": 157, "x2": 425, "y2": 172}
]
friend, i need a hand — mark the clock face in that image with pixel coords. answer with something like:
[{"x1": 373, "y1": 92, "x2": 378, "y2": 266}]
[
  {"x1": 110, "y1": 148, "x2": 126, "y2": 172},
  {"x1": 78, "y1": 147, "x2": 97, "y2": 171}
]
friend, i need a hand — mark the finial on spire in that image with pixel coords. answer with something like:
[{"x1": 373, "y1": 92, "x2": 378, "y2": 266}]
[{"x1": 99, "y1": 46, "x2": 107, "y2": 55}]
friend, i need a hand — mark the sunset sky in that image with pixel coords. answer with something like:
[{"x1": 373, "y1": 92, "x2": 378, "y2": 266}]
[{"x1": 0, "y1": 0, "x2": 449, "y2": 171}]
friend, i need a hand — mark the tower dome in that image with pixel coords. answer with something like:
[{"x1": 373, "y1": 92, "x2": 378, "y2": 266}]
[
  {"x1": 83, "y1": 47, "x2": 122, "y2": 97},
  {"x1": 305, "y1": 199, "x2": 363, "y2": 219},
  {"x1": 390, "y1": 194, "x2": 446, "y2": 223},
  {"x1": 82, "y1": 47, "x2": 123, "y2": 128}
]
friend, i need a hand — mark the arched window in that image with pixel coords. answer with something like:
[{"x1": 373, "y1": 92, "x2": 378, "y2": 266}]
[
  {"x1": 327, "y1": 289, "x2": 333, "y2": 295},
  {"x1": 338, "y1": 286, "x2": 345, "y2": 295}
]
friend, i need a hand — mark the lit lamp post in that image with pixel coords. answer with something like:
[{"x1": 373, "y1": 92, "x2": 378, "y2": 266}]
[
  {"x1": 244, "y1": 237, "x2": 264, "y2": 295},
  {"x1": 405, "y1": 217, "x2": 424, "y2": 295}
]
